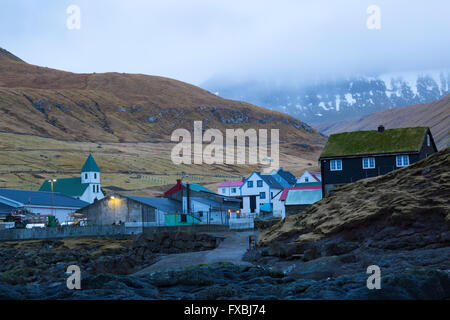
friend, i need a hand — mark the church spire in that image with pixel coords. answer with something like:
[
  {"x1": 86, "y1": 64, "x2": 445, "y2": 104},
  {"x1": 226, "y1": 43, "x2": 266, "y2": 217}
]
[{"x1": 81, "y1": 154, "x2": 100, "y2": 173}]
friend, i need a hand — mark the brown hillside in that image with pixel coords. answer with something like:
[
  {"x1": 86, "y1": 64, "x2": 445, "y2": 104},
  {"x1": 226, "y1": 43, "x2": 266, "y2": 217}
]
[
  {"x1": 313, "y1": 94, "x2": 450, "y2": 150},
  {"x1": 258, "y1": 147, "x2": 450, "y2": 246},
  {"x1": 0, "y1": 47, "x2": 325, "y2": 147}
]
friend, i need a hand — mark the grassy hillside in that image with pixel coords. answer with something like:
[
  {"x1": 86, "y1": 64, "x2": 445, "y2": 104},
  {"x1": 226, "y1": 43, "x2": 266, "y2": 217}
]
[
  {"x1": 313, "y1": 94, "x2": 450, "y2": 150},
  {"x1": 0, "y1": 47, "x2": 325, "y2": 146}
]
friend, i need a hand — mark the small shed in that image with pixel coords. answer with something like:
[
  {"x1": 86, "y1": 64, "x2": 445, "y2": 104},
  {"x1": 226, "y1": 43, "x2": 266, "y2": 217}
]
[{"x1": 285, "y1": 189, "x2": 322, "y2": 216}]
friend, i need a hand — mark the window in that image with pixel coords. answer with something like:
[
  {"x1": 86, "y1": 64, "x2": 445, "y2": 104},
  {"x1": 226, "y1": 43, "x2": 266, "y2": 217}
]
[
  {"x1": 222, "y1": 188, "x2": 226, "y2": 193},
  {"x1": 92, "y1": 185, "x2": 95, "y2": 192},
  {"x1": 257, "y1": 180, "x2": 263, "y2": 188},
  {"x1": 231, "y1": 188, "x2": 236, "y2": 193},
  {"x1": 330, "y1": 160, "x2": 343, "y2": 171},
  {"x1": 94, "y1": 173, "x2": 97, "y2": 179},
  {"x1": 304, "y1": 177, "x2": 309, "y2": 182},
  {"x1": 427, "y1": 134, "x2": 430, "y2": 147},
  {"x1": 96, "y1": 185, "x2": 99, "y2": 193},
  {"x1": 259, "y1": 192, "x2": 266, "y2": 199},
  {"x1": 396, "y1": 155, "x2": 409, "y2": 167},
  {"x1": 247, "y1": 181, "x2": 253, "y2": 188},
  {"x1": 362, "y1": 157, "x2": 375, "y2": 169},
  {"x1": 85, "y1": 173, "x2": 88, "y2": 179}
]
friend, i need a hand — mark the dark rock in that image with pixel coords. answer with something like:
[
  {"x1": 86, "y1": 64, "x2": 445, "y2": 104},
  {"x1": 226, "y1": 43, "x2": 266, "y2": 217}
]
[
  {"x1": 289, "y1": 256, "x2": 344, "y2": 280},
  {"x1": 194, "y1": 285, "x2": 237, "y2": 300}
]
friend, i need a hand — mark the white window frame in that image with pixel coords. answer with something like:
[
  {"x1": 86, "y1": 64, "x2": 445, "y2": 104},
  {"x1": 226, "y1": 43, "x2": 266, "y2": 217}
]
[
  {"x1": 330, "y1": 160, "x2": 343, "y2": 171},
  {"x1": 396, "y1": 155, "x2": 410, "y2": 167},
  {"x1": 362, "y1": 157, "x2": 375, "y2": 169}
]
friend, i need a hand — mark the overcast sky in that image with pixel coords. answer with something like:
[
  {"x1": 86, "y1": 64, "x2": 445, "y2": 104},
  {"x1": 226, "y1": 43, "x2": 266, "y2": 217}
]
[{"x1": 1, "y1": 0, "x2": 449, "y2": 85}]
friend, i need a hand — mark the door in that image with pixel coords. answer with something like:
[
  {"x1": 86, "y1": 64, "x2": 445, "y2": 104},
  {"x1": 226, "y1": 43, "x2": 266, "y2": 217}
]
[{"x1": 250, "y1": 195, "x2": 256, "y2": 213}]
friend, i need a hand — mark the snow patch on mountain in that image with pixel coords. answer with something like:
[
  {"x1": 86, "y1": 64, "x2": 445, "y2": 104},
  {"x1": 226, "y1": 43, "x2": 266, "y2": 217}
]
[{"x1": 202, "y1": 69, "x2": 450, "y2": 124}]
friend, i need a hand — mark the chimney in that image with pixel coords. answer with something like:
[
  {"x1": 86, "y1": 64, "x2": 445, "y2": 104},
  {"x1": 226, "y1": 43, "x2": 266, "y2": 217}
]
[
  {"x1": 176, "y1": 179, "x2": 181, "y2": 186},
  {"x1": 378, "y1": 125, "x2": 385, "y2": 133}
]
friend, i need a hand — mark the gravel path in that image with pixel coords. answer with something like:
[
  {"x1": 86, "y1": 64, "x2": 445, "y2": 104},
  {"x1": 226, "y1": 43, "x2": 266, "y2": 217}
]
[{"x1": 137, "y1": 231, "x2": 259, "y2": 273}]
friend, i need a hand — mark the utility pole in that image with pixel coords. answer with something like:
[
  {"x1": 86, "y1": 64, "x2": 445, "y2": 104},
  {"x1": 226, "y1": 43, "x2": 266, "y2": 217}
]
[{"x1": 48, "y1": 179, "x2": 57, "y2": 225}]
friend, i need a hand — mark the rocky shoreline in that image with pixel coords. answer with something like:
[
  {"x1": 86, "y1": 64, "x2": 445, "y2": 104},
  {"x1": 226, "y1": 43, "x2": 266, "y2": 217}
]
[{"x1": 1, "y1": 260, "x2": 449, "y2": 300}]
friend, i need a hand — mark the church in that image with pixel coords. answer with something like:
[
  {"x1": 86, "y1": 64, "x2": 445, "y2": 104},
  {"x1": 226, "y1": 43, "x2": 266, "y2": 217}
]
[{"x1": 39, "y1": 154, "x2": 105, "y2": 204}]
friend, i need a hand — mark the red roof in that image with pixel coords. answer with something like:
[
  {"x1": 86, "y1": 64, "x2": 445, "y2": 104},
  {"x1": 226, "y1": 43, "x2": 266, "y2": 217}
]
[
  {"x1": 279, "y1": 185, "x2": 322, "y2": 201},
  {"x1": 164, "y1": 180, "x2": 184, "y2": 197},
  {"x1": 307, "y1": 171, "x2": 321, "y2": 182},
  {"x1": 218, "y1": 180, "x2": 244, "y2": 188}
]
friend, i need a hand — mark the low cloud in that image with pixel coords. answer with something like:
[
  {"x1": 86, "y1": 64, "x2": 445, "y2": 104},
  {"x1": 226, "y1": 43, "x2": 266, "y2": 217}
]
[{"x1": 1, "y1": 0, "x2": 449, "y2": 85}]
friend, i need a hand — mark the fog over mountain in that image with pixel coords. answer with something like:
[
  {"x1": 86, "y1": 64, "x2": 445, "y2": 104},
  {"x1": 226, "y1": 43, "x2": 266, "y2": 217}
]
[
  {"x1": 1, "y1": 1, "x2": 449, "y2": 86},
  {"x1": 202, "y1": 70, "x2": 450, "y2": 124}
]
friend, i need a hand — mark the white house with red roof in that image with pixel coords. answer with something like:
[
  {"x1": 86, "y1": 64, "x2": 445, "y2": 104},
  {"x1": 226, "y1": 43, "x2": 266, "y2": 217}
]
[
  {"x1": 296, "y1": 170, "x2": 322, "y2": 184},
  {"x1": 217, "y1": 180, "x2": 244, "y2": 197},
  {"x1": 272, "y1": 185, "x2": 322, "y2": 218}
]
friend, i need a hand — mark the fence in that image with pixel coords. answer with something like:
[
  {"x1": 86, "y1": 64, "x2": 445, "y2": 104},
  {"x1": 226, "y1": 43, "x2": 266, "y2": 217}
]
[
  {"x1": 229, "y1": 217, "x2": 254, "y2": 230},
  {"x1": 143, "y1": 224, "x2": 230, "y2": 234}
]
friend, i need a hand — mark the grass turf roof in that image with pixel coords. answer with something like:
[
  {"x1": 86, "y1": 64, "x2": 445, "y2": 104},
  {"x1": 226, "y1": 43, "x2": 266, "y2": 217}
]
[{"x1": 320, "y1": 127, "x2": 428, "y2": 158}]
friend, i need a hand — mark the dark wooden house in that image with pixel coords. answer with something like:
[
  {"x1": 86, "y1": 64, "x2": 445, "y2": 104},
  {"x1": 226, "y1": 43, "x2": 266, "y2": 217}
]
[{"x1": 319, "y1": 126, "x2": 438, "y2": 197}]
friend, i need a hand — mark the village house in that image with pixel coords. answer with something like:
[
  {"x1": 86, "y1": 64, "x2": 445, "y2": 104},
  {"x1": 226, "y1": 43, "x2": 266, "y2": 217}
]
[
  {"x1": 240, "y1": 171, "x2": 283, "y2": 214},
  {"x1": 0, "y1": 188, "x2": 89, "y2": 224},
  {"x1": 319, "y1": 126, "x2": 438, "y2": 196},
  {"x1": 272, "y1": 185, "x2": 322, "y2": 218},
  {"x1": 39, "y1": 154, "x2": 105, "y2": 204},
  {"x1": 164, "y1": 180, "x2": 241, "y2": 224},
  {"x1": 269, "y1": 168, "x2": 297, "y2": 188},
  {"x1": 217, "y1": 180, "x2": 244, "y2": 196},
  {"x1": 296, "y1": 170, "x2": 322, "y2": 184}
]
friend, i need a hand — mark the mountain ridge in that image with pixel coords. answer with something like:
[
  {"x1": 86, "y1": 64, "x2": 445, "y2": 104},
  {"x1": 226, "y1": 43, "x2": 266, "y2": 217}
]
[
  {"x1": 203, "y1": 71, "x2": 450, "y2": 124},
  {"x1": 0, "y1": 47, "x2": 325, "y2": 147}
]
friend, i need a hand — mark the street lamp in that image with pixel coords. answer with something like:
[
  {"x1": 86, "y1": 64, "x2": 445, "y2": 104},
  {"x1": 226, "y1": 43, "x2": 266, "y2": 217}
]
[
  {"x1": 110, "y1": 195, "x2": 117, "y2": 225},
  {"x1": 48, "y1": 179, "x2": 57, "y2": 225}
]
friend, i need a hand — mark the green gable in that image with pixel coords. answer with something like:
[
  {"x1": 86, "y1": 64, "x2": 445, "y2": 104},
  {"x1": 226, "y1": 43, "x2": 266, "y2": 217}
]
[
  {"x1": 39, "y1": 177, "x2": 89, "y2": 197},
  {"x1": 320, "y1": 127, "x2": 428, "y2": 158},
  {"x1": 81, "y1": 154, "x2": 100, "y2": 172}
]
